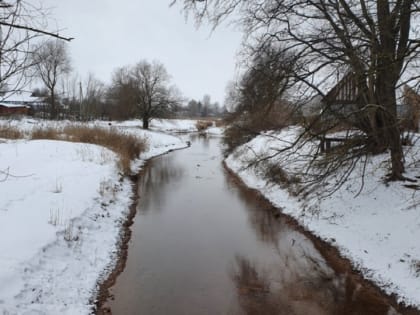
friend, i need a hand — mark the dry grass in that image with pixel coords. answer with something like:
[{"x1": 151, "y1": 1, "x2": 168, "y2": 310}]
[
  {"x1": 30, "y1": 125, "x2": 148, "y2": 174},
  {"x1": 214, "y1": 119, "x2": 225, "y2": 127},
  {"x1": 262, "y1": 162, "x2": 301, "y2": 193},
  {"x1": 0, "y1": 125, "x2": 24, "y2": 139},
  {"x1": 411, "y1": 259, "x2": 420, "y2": 277},
  {"x1": 196, "y1": 120, "x2": 213, "y2": 131},
  {"x1": 31, "y1": 127, "x2": 62, "y2": 140}
]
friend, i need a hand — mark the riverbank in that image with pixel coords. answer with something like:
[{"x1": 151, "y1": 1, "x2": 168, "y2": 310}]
[
  {"x1": 225, "y1": 126, "x2": 420, "y2": 309},
  {"x1": 0, "y1": 118, "x2": 189, "y2": 314},
  {"x1": 99, "y1": 133, "x2": 413, "y2": 314},
  {"x1": 224, "y1": 163, "x2": 420, "y2": 314}
]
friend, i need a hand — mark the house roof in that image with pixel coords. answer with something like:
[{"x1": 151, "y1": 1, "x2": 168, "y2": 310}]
[
  {"x1": 0, "y1": 90, "x2": 43, "y2": 103},
  {"x1": 0, "y1": 102, "x2": 30, "y2": 108}
]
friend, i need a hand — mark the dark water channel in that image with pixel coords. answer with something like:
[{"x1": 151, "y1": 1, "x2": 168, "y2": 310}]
[{"x1": 107, "y1": 135, "x2": 405, "y2": 315}]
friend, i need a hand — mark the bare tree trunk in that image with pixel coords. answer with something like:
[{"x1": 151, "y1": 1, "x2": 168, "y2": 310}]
[
  {"x1": 375, "y1": 72, "x2": 405, "y2": 179},
  {"x1": 142, "y1": 116, "x2": 149, "y2": 129},
  {"x1": 50, "y1": 89, "x2": 57, "y2": 120}
]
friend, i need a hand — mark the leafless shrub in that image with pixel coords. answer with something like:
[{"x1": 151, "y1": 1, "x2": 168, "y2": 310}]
[
  {"x1": 223, "y1": 103, "x2": 295, "y2": 154},
  {"x1": 262, "y1": 162, "x2": 301, "y2": 191},
  {"x1": 196, "y1": 120, "x2": 213, "y2": 131},
  {"x1": 223, "y1": 121, "x2": 257, "y2": 154}
]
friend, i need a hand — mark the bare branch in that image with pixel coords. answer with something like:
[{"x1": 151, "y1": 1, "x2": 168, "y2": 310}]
[{"x1": 0, "y1": 21, "x2": 73, "y2": 41}]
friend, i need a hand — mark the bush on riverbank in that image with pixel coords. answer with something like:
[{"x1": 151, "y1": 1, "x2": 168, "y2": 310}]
[
  {"x1": 223, "y1": 105, "x2": 295, "y2": 155},
  {"x1": 196, "y1": 120, "x2": 213, "y2": 131}
]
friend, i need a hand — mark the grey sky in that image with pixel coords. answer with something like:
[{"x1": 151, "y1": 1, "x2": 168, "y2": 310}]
[{"x1": 39, "y1": 0, "x2": 243, "y2": 105}]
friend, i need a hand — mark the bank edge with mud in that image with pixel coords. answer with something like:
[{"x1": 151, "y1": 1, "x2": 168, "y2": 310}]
[{"x1": 224, "y1": 162, "x2": 420, "y2": 315}]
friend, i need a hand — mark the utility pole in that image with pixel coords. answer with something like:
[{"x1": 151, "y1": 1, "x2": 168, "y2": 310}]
[{"x1": 79, "y1": 81, "x2": 83, "y2": 120}]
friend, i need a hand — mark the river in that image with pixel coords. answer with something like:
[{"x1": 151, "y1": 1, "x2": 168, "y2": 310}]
[{"x1": 105, "y1": 134, "x2": 408, "y2": 315}]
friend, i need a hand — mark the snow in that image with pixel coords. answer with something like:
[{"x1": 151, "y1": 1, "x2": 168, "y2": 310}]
[
  {"x1": 150, "y1": 118, "x2": 198, "y2": 132},
  {"x1": 103, "y1": 118, "x2": 201, "y2": 132},
  {"x1": 205, "y1": 126, "x2": 224, "y2": 136},
  {"x1": 225, "y1": 126, "x2": 420, "y2": 308},
  {"x1": 0, "y1": 119, "x2": 188, "y2": 314},
  {"x1": 1, "y1": 91, "x2": 41, "y2": 104}
]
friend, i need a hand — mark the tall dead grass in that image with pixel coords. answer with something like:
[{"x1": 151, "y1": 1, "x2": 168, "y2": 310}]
[
  {"x1": 0, "y1": 125, "x2": 24, "y2": 139},
  {"x1": 31, "y1": 125, "x2": 148, "y2": 174},
  {"x1": 31, "y1": 127, "x2": 62, "y2": 140}
]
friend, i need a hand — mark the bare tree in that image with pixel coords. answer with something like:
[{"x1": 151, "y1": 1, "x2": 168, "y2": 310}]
[
  {"x1": 82, "y1": 73, "x2": 106, "y2": 120},
  {"x1": 223, "y1": 43, "x2": 297, "y2": 154},
  {"x1": 131, "y1": 60, "x2": 180, "y2": 128},
  {"x1": 32, "y1": 39, "x2": 71, "y2": 119},
  {"x1": 175, "y1": 0, "x2": 420, "y2": 181},
  {"x1": 0, "y1": 1, "x2": 72, "y2": 96},
  {"x1": 108, "y1": 66, "x2": 138, "y2": 120},
  {"x1": 110, "y1": 60, "x2": 180, "y2": 128},
  {"x1": 235, "y1": 44, "x2": 296, "y2": 116}
]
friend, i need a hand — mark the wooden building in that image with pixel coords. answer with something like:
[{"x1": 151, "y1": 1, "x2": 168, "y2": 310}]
[{"x1": 0, "y1": 103, "x2": 30, "y2": 116}]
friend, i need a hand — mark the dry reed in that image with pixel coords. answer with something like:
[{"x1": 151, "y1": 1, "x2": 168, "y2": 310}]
[
  {"x1": 0, "y1": 125, "x2": 24, "y2": 139},
  {"x1": 30, "y1": 125, "x2": 147, "y2": 174}
]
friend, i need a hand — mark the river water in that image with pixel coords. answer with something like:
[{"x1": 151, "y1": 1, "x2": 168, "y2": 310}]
[{"x1": 107, "y1": 134, "x2": 404, "y2": 315}]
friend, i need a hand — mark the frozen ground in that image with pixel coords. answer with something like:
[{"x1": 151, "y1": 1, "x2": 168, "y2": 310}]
[
  {"x1": 0, "y1": 118, "x2": 188, "y2": 314},
  {"x1": 225, "y1": 126, "x2": 420, "y2": 308}
]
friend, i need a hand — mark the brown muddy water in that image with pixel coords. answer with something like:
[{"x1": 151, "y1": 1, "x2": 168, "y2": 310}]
[{"x1": 104, "y1": 135, "x2": 414, "y2": 315}]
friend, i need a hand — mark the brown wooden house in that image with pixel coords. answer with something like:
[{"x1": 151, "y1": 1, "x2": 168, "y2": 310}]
[
  {"x1": 0, "y1": 103, "x2": 30, "y2": 116},
  {"x1": 321, "y1": 72, "x2": 364, "y2": 122}
]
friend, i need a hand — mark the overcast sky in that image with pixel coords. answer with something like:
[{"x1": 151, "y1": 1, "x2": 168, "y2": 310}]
[{"x1": 39, "y1": 0, "x2": 243, "y2": 105}]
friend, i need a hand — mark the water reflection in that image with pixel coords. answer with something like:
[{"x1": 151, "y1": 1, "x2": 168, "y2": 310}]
[
  {"x1": 228, "y1": 187, "x2": 400, "y2": 315},
  {"x1": 232, "y1": 254, "x2": 339, "y2": 314},
  {"x1": 231, "y1": 252, "x2": 400, "y2": 315},
  {"x1": 189, "y1": 133, "x2": 211, "y2": 149},
  {"x1": 108, "y1": 136, "x2": 408, "y2": 315},
  {"x1": 137, "y1": 155, "x2": 185, "y2": 214}
]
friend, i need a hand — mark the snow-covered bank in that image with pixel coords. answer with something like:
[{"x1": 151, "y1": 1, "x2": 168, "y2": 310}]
[
  {"x1": 102, "y1": 118, "x2": 224, "y2": 135},
  {"x1": 0, "y1": 120, "x2": 187, "y2": 314},
  {"x1": 96, "y1": 118, "x2": 199, "y2": 133},
  {"x1": 225, "y1": 126, "x2": 420, "y2": 308}
]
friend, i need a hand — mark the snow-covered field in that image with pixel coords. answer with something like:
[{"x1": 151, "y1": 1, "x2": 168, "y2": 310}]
[
  {"x1": 99, "y1": 118, "x2": 199, "y2": 133},
  {"x1": 105, "y1": 118, "x2": 223, "y2": 135},
  {"x1": 0, "y1": 118, "x2": 189, "y2": 314},
  {"x1": 225, "y1": 126, "x2": 420, "y2": 308}
]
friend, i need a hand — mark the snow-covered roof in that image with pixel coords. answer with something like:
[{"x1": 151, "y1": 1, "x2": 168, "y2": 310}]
[
  {"x1": 0, "y1": 90, "x2": 42, "y2": 103},
  {"x1": 0, "y1": 102, "x2": 30, "y2": 108}
]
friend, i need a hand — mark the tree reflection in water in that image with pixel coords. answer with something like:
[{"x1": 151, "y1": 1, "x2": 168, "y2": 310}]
[
  {"x1": 231, "y1": 253, "x2": 400, "y2": 315},
  {"x1": 137, "y1": 155, "x2": 185, "y2": 214},
  {"x1": 189, "y1": 133, "x2": 211, "y2": 149},
  {"x1": 226, "y1": 176, "x2": 399, "y2": 315}
]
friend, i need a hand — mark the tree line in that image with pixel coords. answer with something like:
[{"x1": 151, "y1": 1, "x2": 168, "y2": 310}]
[
  {"x1": 0, "y1": 1, "x2": 225, "y2": 129},
  {"x1": 24, "y1": 40, "x2": 225, "y2": 128}
]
